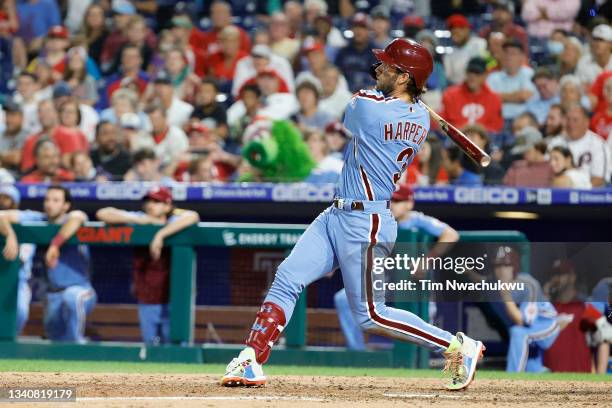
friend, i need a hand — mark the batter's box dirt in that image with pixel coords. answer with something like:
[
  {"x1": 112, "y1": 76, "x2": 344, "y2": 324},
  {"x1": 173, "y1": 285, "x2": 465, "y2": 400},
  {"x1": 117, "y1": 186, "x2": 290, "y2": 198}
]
[{"x1": 0, "y1": 372, "x2": 610, "y2": 408}]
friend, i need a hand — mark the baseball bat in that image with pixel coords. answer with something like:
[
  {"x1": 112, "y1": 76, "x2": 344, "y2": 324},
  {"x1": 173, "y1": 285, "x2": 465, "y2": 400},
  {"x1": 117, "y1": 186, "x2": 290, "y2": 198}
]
[{"x1": 418, "y1": 100, "x2": 491, "y2": 168}]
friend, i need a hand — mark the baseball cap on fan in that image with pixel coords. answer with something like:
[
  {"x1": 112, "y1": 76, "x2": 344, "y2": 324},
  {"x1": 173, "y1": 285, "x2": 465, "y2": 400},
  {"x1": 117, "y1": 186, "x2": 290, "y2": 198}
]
[
  {"x1": 48, "y1": 25, "x2": 69, "y2": 39},
  {"x1": 510, "y1": 126, "x2": 543, "y2": 155},
  {"x1": 446, "y1": 14, "x2": 471, "y2": 29},
  {"x1": 0, "y1": 185, "x2": 20, "y2": 206},
  {"x1": 466, "y1": 57, "x2": 487, "y2": 74},
  {"x1": 251, "y1": 44, "x2": 272, "y2": 59},
  {"x1": 592, "y1": 24, "x2": 612, "y2": 42},
  {"x1": 143, "y1": 186, "x2": 173, "y2": 205}
]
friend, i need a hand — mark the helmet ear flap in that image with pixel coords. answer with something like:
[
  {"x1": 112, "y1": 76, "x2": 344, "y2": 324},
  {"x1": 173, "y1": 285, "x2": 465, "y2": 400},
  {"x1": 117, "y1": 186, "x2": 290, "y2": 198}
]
[{"x1": 369, "y1": 62, "x2": 382, "y2": 80}]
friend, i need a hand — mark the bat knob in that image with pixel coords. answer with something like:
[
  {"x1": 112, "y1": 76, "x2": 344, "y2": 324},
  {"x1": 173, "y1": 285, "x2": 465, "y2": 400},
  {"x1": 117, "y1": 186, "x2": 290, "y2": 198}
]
[{"x1": 480, "y1": 154, "x2": 491, "y2": 168}]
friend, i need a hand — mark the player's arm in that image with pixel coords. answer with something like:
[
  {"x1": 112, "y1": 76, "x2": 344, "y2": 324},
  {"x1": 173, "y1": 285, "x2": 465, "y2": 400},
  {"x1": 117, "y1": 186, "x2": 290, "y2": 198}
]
[
  {"x1": 96, "y1": 207, "x2": 159, "y2": 225},
  {"x1": 430, "y1": 226, "x2": 460, "y2": 257},
  {"x1": 45, "y1": 210, "x2": 88, "y2": 269},
  {"x1": 500, "y1": 290, "x2": 524, "y2": 326},
  {"x1": 0, "y1": 210, "x2": 21, "y2": 261},
  {"x1": 149, "y1": 210, "x2": 200, "y2": 260}
]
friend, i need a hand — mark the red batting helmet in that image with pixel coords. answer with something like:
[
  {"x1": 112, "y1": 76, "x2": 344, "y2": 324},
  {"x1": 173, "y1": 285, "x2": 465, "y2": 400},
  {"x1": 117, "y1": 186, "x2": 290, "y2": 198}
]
[{"x1": 372, "y1": 38, "x2": 433, "y2": 91}]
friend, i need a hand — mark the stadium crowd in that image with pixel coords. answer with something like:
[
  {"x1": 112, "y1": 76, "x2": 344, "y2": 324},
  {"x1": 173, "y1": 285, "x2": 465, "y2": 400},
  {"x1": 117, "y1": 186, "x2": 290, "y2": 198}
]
[{"x1": 0, "y1": 0, "x2": 610, "y2": 189}]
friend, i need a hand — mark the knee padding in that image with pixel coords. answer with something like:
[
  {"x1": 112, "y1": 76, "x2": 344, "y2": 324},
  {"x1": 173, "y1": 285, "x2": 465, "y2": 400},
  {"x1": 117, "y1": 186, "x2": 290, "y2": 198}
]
[{"x1": 246, "y1": 302, "x2": 286, "y2": 364}]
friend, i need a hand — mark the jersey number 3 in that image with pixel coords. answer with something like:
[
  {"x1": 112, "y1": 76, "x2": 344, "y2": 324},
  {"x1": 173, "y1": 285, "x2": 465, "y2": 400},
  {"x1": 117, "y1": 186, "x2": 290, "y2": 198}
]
[{"x1": 393, "y1": 147, "x2": 415, "y2": 184}]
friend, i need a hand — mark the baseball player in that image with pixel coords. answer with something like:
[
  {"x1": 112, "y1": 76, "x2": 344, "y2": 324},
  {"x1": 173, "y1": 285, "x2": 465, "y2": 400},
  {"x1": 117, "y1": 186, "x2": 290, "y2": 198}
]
[
  {"x1": 221, "y1": 39, "x2": 485, "y2": 390},
  {"x1": 0, "y1": 185, "x2": 35, "y2": 334},
  {"x1": 334, "y1": 184, "x2": 460, "y2": 350},
  {"x1": 96, "y1": 186, "x2": 200, "y2": 344},
  {"x1": 494, "y1": 246, "x2": 560, "y2": 372},
  {"x1": 0, "y1": 185, "x2": 96, "y2": 342}
]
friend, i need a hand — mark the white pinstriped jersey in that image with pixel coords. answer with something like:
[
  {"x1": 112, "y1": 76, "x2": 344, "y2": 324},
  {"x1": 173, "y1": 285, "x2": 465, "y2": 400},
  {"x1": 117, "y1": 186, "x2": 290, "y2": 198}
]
[{"x1": 338, "y1": 89, "x2": 430, "y2": 201}]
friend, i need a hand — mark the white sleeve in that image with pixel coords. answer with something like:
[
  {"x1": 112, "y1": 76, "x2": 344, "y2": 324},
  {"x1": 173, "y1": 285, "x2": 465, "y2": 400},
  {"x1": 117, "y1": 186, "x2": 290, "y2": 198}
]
[{"x1": 589, "y1": 138, "x2": 609, "y2": 179}]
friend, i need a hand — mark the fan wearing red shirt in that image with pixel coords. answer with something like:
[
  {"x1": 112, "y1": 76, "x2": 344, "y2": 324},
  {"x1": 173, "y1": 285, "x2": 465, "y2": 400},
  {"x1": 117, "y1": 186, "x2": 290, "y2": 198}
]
[
  {"x1": 21, "y1": 139, "x2": 74, "y2": 183},
  {"x1": 441, "y1": 57, "x2": 504, "y2": 133},
  {"x1": 21, "y1": 100, "x2": 88, "y2": 173},
  {"x1": 197, "y1": 1, "x2": 251, "y2": 56},
  {"x1": 590, "y1": 75, "x2": 612, "y2": 140},
  {"x1": 207, "y1": 25, "x2": 249, "y2": 84}
]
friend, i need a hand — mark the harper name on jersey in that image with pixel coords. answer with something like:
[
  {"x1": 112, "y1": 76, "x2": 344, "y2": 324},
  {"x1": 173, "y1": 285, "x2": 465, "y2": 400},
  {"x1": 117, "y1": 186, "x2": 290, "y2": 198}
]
[{"x1": 383, "y1": 121, "x2": 428, "y2": 144}]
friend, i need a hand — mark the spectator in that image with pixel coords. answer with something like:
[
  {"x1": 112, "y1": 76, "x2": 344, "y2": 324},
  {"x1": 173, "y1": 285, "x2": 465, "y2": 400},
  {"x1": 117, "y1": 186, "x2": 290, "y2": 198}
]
[
  {"x1": 148, "y1": 70, "x2": 193, "y2": 129},
  {"x1": 71, "y1": 151, "x2": 108, "y2": 182},
  {"x1": 114, "y1": 15, "x2": 155, "y2": 73},
  {"x1": 183, "y1": 155, "x2": 216, "y2": 183},
  {"x1": 228, "y1": 69, "x2": 299, "y2": 126},
  {"x1": 559, "y1": 74, "x2": 591, "y2": 112},
  {"x1": 402, "y1": 15, "x2": 425, "y2": 40},
  {"x1": 16, "y1": 0, "x2": 61, "y2": 54},
  {"x1": 462, "y1": 124, "x2": 505, "y2": 185},
  {"x1": 78, "y1": 3, "x2": 108, "y2": 67},
  {"x1": 170, "y1": 14, "x2": 207, "y2": 78},
  {"x1": 269, "y1": 12, "x2": 300, "y2": 63},
  {"x1": 21, "y1": 139, "x2": 74, "y2": 183},
  {"x1": 0, "y1": 100, "x2": 28, "y2": 173},
  {"x1": 26, "y1": 25, "x2": 70, "y2": 83},
  {"x1": 124, "y1": 148, "x2": 171, "y2": 183},
  {"x1": 20, "y1": 99, "x2": 88, "y2": 173},
  {"x1": 318, "y1": 64, "x2": 352, "y2": 120},
  {"x1": 479, "y1": 0, "x2": 528, "y2": 53},
  {"x1": 283, "y1": 1, "x2": 304, "y2": 39},
  {"x1": 232, "y1": 44, "x2": 295, "y2": 98},
  {"x1": 543, "y1": 104, "x2": 564, "y2": 138},
  {"x1": 96, "y1": 186, "x2": 199, "y2": 344},
  {"x1": 293, "y1": 81, "x2": 334, "y2": 132},
  {"x1": 101, "y1": 45, "x2": 150, "y2": 109},
  {"x1": 549, "y1": 146, "x2": 592, "y2": 189},
  {"x1": 12, "y1": 72, "x2": 43, "y2": 135},
  {"x1": 52, "y1": 81, "x2": 100, "y2": 144},
  {"x1": 558, "y1": 37, "x2": 583, "y2": 78},
  {"x1": 190, "y1": 78, "x2": 229, "y2": 143},
  {"x1": 484, "y1": 31, "x2": 506, "y2": 71},
  {"x1": 443, "y1": 14, "x2": 487, "y2": 85},
  {"x1": 162, "y1": 47, "x2": 200, "y2": 102},
  {"x1": 63, "y1": 46, "x2": 99, "y2": 106},
  {"x1": 136, "y1": 102, "x2": 188, "y2": 172},
  {"x1": 0, "y1": 185, "x2": 95, "y2": 343},
  {"x1": 590, "y1": 75, "x2": 612, "y2": 140},
  {"x1": 310, "y1": 12, "x2": 346, "y2": 54},
  {"x1": 202, "y1": 1, "x2": 251, "y2": 56},
  {"x1": 441, "y1": 57, "x2": 504, "y2": 133},
  {"x1": 487, "y1": 39, "x2": 536, "y2": 122},
  {"x1": 120, "y1": 112, "x2": 148, "y2": 152},
  {"x1": 589, "y1": 70, "x2": 612, "y2": 114},
  {"x1": 576, "y1": 24, "x2": 612, "y2": 86},
  {"x1": 494, "y1": 246, "x2": 560, "y2": 372},
  {"x1": 324, "y1": 121, "x2": 349, "y2": 159},
  {"x1": 525, "y1": 67, "x2": 561, "y2": 126},
  {"x1": 335, "y1": 13, "x2": 377, "y2": 92},
  {"x1": 443, "y1": 145, "x2": 483, "y2": 186},
  {"x1": 0, "y1": 185, "x2": 32, "y2": 335},
  {"x1": 207, "y1": 25, "x2": 249, "y2": 87},
  {"x1": 99, "y1": 88, "x2": 146, "y2": 128},
  {"x1": 297, "y1": 38, "x2": 349, "y2": 95},
  {"x1": 57, "y1": 98, "x2": 89, "y2": 149},
  {"x1": 100, "y1": 0, "x2": 137, "y2": 72},
  {"x1": 227, "y1": 84, "x2": 262, "y2": 144},
  {"x1": 303, "y1": 128, "x2": 343, "y2": 183},
  {"x1": 370, "y1": 6, "x2": 392, "y2": 49},
  {"x1": 549, "y1": 104, "x2": 610, "y2": 187},
  {"x1": 90, "y1": 121, "x2": 131, "y2": 179},
  {"x1": 521, "y1": 0, "x2": 580, "y2": 39},
  {"x1": 503, "y1": 127, "x2": 553, "y2": 187}
]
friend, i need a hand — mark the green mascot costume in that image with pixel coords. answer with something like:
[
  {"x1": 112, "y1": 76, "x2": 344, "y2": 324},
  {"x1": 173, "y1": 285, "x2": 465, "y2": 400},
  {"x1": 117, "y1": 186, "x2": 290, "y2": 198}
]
[{"x1": 241, "y1": 119, "x2": 315, "y2": 182}]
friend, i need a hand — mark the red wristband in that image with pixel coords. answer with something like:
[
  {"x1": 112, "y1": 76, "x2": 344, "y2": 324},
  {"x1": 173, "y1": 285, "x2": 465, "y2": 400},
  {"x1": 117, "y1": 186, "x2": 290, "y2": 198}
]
[{"x1": 51, "y1": 235, "x2": 66, "y2": 248}]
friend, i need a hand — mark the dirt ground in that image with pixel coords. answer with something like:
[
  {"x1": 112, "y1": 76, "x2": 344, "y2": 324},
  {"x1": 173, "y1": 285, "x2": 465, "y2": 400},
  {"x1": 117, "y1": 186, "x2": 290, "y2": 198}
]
[{"x1": 0, "y1": 372, "x2": 609, "y2": 408}]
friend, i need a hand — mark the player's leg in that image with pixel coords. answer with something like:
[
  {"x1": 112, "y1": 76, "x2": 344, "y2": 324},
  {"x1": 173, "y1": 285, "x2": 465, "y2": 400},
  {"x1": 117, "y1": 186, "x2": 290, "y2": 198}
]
[
  {"x1": 332, "y1": 210, "x2": 484, "y2": 390},
  {"x1": 43, "y1": 292, "x2": 67, "y2": 341},
  {"x1": 334, "y1": 288, "x2": 366, "y2": 350},
  {"x1": 61, "y1": 285, "x2": 97, "y2": 343},
  {"x1": 138, "y1": 304, "x2": 162, "y2": 344},
  {"x1": 16, "y1": 279, "x2": 32, "y2": 335},
  {"x1": 222, "y1": 208, "x2": 338, "y2": 386}
]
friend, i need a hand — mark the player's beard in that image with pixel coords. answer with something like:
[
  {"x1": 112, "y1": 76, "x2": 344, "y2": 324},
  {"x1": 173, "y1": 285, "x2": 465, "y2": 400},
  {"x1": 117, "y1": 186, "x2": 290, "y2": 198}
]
[{"x1": 376, "y1": 74, "x2": 396, "y2": 96}]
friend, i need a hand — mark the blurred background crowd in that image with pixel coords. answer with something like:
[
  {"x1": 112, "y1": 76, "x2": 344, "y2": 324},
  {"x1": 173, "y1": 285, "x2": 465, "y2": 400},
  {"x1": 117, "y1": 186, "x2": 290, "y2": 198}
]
[{"x1": 0, "y1": 0, "x2": 610, "y2": 188}]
